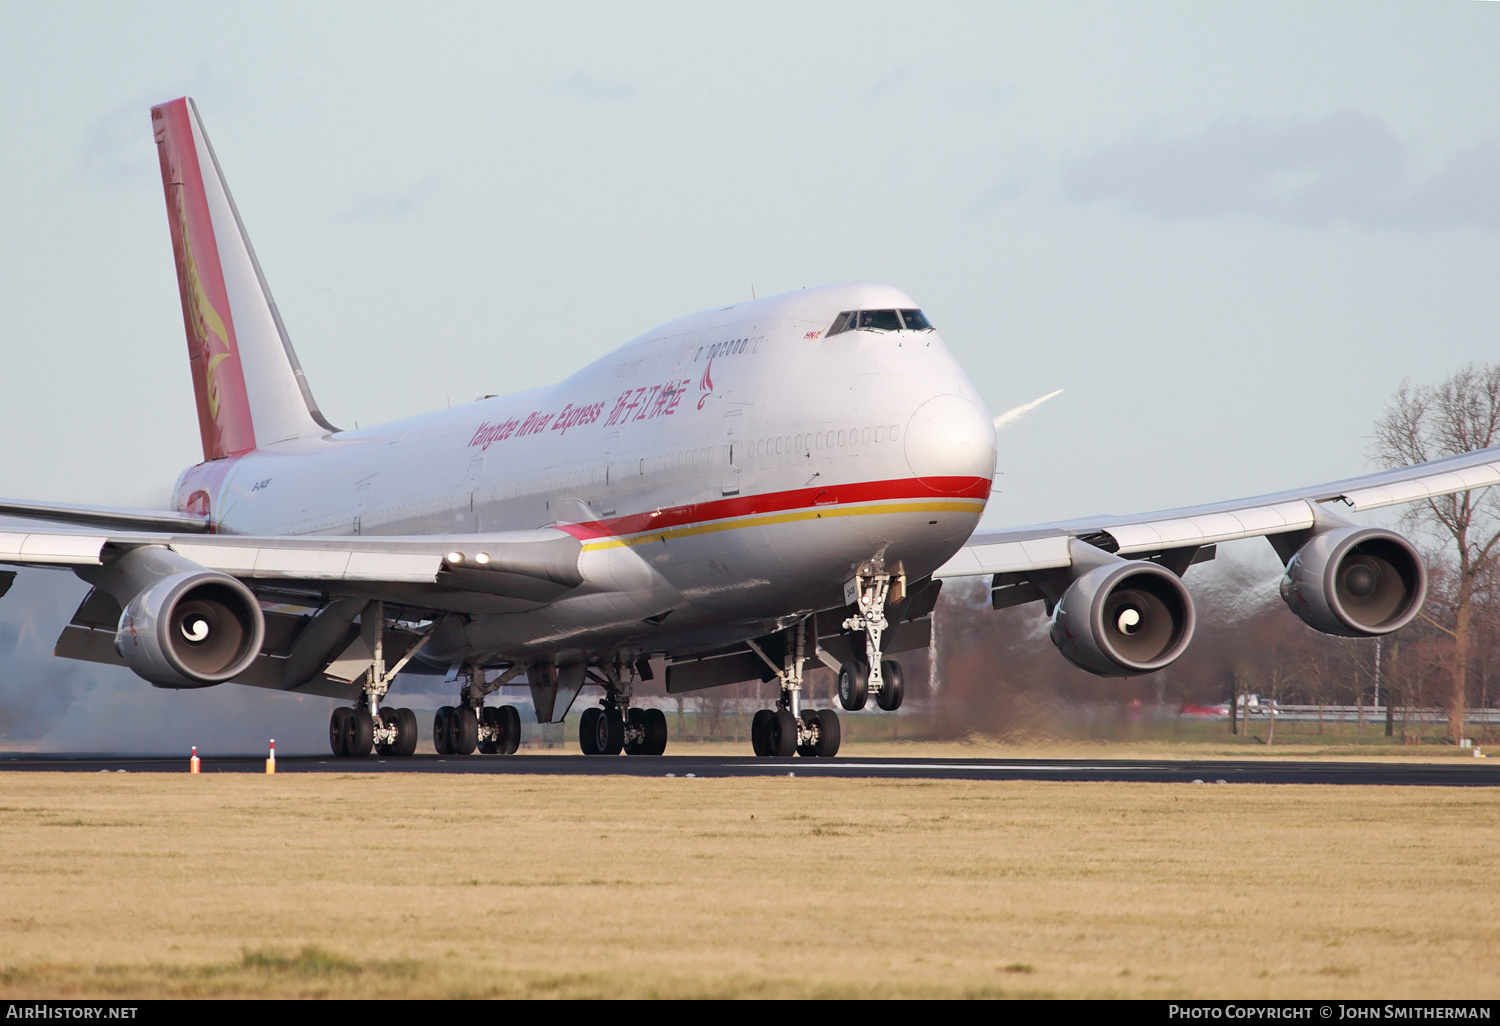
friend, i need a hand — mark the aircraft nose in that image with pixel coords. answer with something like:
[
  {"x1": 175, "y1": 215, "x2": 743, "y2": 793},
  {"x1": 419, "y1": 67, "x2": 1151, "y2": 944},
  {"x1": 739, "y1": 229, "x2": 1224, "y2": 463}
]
[{"x1": 904, "y1": 394, "x2": 997, "y2": 492}]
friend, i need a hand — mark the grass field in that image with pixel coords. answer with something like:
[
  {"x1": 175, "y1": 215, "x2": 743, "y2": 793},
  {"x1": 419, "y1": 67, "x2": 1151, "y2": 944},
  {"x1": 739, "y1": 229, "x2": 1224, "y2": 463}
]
[{"x1": 0, "y1": 773, "x2": 1496, "y2": 999}]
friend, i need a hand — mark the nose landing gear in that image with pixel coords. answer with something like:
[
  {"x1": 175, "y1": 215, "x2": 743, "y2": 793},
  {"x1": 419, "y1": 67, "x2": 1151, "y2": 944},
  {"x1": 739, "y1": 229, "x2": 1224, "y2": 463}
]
[{"x1": 837, "y1": 562, "x2": 906, "y2": 713}]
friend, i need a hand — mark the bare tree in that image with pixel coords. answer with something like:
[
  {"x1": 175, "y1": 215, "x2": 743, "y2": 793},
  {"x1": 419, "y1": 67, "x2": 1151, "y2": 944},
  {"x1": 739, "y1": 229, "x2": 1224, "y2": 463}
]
[{"x1": 1372, "y1": 364, "x2": 1500, "y2": 742}]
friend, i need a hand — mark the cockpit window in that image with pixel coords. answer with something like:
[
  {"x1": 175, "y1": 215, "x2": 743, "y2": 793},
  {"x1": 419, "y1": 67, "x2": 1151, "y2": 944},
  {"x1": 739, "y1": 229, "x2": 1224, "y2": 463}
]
[
  {"x1": 857, "y1": 309, "x2": 902, "y2": 331},
  {"x1": 825, "y1": 308, "x2": 934, "y2": 337}
]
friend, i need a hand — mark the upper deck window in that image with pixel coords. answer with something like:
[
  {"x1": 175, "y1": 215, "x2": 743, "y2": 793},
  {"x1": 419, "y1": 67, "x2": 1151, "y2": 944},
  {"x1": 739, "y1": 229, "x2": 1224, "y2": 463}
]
[{"x1": 826, "y1": 308, "x2": 934, "y2": 336}]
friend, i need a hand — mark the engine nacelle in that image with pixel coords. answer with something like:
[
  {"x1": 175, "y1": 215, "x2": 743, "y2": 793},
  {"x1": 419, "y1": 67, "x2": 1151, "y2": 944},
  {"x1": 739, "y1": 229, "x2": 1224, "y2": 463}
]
[
  {"x1": 1050, "y1": 561, "x2": 1196, "y2": 677},
  {"x1": 82, "y1": 546, "x2": 266, "y2": 688},
  {"x1": 1279, "y1": 526, "x2": 1425, "y2": 637}
]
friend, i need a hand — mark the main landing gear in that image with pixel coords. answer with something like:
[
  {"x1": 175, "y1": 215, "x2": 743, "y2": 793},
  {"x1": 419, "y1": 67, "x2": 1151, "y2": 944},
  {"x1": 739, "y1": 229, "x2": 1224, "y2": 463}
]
[
  {"x1": 434, "y1": 664, "x2": 524, "y2": 756},
  {"x1": 328, "y1": 600, "x2": 432, "y2": 758},
  {"x1": 747, "y1": 619, "x2": 841, "y2": 758},
  {"x1": 579, "y1": 658, "x2": 667, "y2": 755},
  {"x1": 836, "y1": 561, "x2": 906, "y2": 713}
]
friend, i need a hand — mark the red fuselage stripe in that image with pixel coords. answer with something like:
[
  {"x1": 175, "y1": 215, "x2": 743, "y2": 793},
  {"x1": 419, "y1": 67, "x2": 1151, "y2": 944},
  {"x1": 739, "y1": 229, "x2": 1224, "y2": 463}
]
[{"x1": 556, "y1": 475, "x2": 991, "y2": 541}]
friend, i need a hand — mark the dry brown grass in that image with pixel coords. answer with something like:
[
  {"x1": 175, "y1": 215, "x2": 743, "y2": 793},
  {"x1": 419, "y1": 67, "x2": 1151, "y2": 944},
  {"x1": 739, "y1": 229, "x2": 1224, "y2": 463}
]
[{"x1": 0, "y1": 773, "x2": 1496, "y2": 998}]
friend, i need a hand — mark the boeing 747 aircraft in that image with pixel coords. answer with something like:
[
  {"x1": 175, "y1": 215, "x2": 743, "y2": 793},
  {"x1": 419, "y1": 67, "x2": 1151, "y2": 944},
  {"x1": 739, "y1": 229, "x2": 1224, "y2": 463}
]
[{"x1": 3, "y1": 98, "x2": 1496, "y2": 758}]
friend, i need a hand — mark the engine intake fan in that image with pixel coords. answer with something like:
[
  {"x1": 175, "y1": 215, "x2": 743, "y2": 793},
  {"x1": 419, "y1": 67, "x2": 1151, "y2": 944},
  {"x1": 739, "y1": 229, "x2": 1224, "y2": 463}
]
[
  {"x1": 1050, "y1": 560, "x2": 1196, "y2": 677},
  {"x1": 1279, "y1": 526, "x2": 1425, "y2": 637}
]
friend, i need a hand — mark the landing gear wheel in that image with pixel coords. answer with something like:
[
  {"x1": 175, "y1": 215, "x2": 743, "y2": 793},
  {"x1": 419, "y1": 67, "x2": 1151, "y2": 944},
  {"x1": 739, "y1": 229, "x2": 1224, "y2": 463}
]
[
  {"x1": 329, "y1": 706, "x2": 352, "y2": 756},
  {"x1": 479, "y1": 708, "x2": 501, "y2": 754},
  {"x1": 838, "y1": 661, "x2": 869, "y2": 711},
  {"x1": 580, "y1": 707, "x2": 602, "y2": 755},
  {"x1": 796, "y1": 710, "x2": 819, "y2": 757},
  {"x1": 450, "y1": 706, "x2": 478, "y2": 755},
  {"x1": 643, "y1": 707, "x2": 668, "y2": 755},
  {"x1": 345, "y1": 707, "x2": 374, "y2": 757},
  {"x1": 751, "y1": 709, "x2": 775, "y2": 756},
  {"x1": 496, "y1": 705, "x2": 522, "y2": 755},
  {"x1": 396, "y1": 708, "x2": 419, "y2": 757},
  {"x1": 375, "y1": 709, "x2": 400, "y2": 756},
  {"x1": 433, "y1": 706, "x2": 455, "y2": 755},
  {"x1": 769, "y1": 709, "x2": 798, "y2": 757},
  {"x1": 600, "y1": 708, "x2": 624, "y2": 755},
  {"x1": 876, "y1": 660, "x2": 905, "y2": 711},
  {"x1": 813, "y1": 708, "x2": 841, "y2": 757}
]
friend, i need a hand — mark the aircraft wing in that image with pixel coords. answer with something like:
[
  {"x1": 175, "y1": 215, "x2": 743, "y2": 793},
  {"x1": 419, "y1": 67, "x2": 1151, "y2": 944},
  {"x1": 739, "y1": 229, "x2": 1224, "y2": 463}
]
[
  {"x1": 0, "y1": 519, "x2": 583, "y2": 590},
  {"x1": 936, "y1": 445, "x2": 1500, "y2": 579},
  {"x1": 0, "y1": 515, "x2": 588, "y2": 699}
]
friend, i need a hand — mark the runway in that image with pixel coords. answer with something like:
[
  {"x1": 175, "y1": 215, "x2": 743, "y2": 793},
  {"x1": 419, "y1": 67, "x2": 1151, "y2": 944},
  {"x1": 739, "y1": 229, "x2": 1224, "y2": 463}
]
[{"x1": 2, "y1": 753, "x2": 1496, "y2": 784}]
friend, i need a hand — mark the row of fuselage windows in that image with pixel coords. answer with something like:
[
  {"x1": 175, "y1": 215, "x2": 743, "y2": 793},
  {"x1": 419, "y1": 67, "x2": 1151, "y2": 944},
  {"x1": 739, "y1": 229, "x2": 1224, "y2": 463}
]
[
  {"x1": 826, "y1": 309, "x2": 933, "y2": 336},
  {"x1": 753, "y1": 424, "x2": 899, "y2": 458}
]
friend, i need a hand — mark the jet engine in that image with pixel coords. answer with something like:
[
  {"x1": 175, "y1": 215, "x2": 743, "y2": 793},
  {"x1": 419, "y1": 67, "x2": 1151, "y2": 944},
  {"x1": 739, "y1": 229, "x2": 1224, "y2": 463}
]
[
  {"x1": 1279, "y1": 526, "x2": 1425, "y2": 637},
  {"x1": 80, "y1": 546, "x2": 265, "y2": 688},
  {"x1": 1050, "y1": 560, "x2": 1196, "y2": 677}
]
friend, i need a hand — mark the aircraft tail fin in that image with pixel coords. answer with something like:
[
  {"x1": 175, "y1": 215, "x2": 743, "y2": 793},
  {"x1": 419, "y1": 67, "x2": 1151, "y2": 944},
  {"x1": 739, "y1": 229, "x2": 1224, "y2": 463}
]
[{"x1": 151, "y1": 97, "x2": 336, "y2": 461}]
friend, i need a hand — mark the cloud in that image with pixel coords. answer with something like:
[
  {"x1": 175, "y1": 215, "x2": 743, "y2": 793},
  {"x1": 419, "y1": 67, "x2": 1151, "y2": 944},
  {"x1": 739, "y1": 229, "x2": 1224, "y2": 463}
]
[
  {"x1": 1064, "y1": 111, "x2": 1500, "y2": 231},
  {"x1": 552, "y1": 69, "x2": 637, "y2": 104}
]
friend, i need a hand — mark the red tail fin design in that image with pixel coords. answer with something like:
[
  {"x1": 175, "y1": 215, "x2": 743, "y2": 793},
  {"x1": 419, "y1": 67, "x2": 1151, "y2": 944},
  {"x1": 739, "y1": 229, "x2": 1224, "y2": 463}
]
[{"x1": 153, "y1": 98, "x2": 256, "y2": 459}]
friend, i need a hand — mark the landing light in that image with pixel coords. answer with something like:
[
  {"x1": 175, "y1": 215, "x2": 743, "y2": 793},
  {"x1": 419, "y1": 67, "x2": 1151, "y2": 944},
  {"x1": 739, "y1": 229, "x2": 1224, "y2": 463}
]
[
  {"x1": 445, "y1": 551, "x2": 465, "y2": 565},
  {"x1": 474, "y1": 552, "x2": 491, "y2": 565}
]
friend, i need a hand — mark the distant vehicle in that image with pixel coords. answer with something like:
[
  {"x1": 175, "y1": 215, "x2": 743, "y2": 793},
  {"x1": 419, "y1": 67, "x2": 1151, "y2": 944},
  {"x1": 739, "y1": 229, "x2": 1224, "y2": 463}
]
[{"x1": 2, "y1": 97, "x2": 1494, "y2": 759}]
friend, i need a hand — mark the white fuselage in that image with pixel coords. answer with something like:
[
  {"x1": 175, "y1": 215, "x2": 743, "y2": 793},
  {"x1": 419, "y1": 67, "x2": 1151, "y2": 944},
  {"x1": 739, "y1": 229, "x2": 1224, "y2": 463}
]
[{"x1": 172, "y1": 283, "x2": 998, "y2": 668}]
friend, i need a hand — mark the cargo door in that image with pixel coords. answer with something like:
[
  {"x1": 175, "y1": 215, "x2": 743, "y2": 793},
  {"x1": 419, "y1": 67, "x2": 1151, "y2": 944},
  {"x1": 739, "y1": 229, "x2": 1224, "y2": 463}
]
[{"x1": 721, "y1": 409, "x2": 745, "y2": 496}]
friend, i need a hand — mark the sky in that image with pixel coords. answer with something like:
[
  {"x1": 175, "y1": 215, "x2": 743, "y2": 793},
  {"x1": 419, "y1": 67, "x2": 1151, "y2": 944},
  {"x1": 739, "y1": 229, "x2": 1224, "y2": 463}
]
[{"x1": 1, "y1": 2, "x2": 1497, "y2": 750}]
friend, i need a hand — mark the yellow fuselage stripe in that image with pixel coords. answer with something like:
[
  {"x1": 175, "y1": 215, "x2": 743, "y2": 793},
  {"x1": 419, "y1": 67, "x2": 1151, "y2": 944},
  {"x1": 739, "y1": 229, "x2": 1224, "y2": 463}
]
[{"x1": 579, "y1": 499, "x2": 986, "y2": 551}]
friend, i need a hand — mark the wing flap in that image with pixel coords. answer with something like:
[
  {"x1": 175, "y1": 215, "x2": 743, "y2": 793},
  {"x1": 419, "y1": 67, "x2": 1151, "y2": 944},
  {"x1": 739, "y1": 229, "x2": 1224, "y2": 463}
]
[
  {"x1": 0, "y1": 531, "x2": 106, "y2": 566},
  {"x1": 1107, "y1": 500, "x2": 1314, "y2": 555}
]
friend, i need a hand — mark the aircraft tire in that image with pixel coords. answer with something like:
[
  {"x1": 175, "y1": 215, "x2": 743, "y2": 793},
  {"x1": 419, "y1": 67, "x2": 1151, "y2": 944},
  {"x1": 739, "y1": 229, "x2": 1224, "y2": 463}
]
[
  {"x1": 451, "y1": 706, "x2": 479, "y2": 755},
  {"x1": 601, "y1": 708, "x2": 625, "y2": 755},
  {"x1": 497, "y1": 705, "x2": 522, "y2": 755},
  {"x1": 751, "y1": 709, "x2": 775, "y2": 756},
  {"x1": 838, "y1": 661, "x2": 869, "y2": 711},
  {"x1": 433, "y1": 706, "x2": 455, "y2": 755},
  {"x1": 396, "y1": 708, "x2": 419, "y2": 757},
  {"x1": 796, "y1": 710, "x2": 819, "y2": 757},
  {"x1": 644, "y1": 708, "x2": 668, "y2": 755},
  {"x1": 346, "y1": 707, "x2": 375, "y2": 758},
  {"x1": 813, "y1": 709, "x2": 841, "y2": 758},
  {"x1": 770, "y1": 709, "x2": 798, "y2": 757},
  {"x1": 876, "y1": 660, "x2": 905, "y2": 711},
  {"x1": 579, "y1": 707, "x2": 603, "y2": 755},
  {"x1": 329, "y1": 707, "x2": 352, "y2": 757}
]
